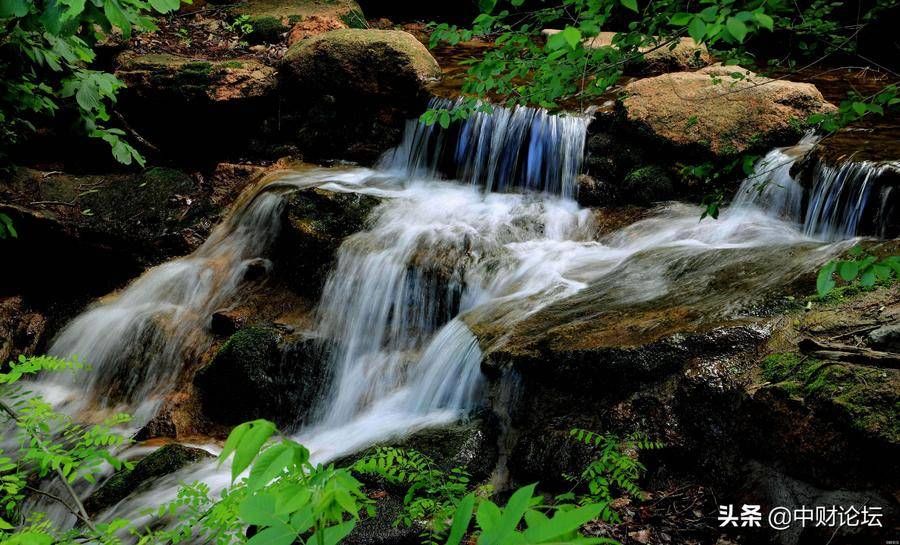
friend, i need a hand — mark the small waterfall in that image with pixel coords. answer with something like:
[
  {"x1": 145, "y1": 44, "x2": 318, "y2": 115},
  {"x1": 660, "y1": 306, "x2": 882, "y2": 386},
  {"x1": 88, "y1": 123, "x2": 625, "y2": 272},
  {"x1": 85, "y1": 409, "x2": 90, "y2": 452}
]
[
  {"x1": 380, "y1": 97, "x2": 591, "y2": 198},
  {"x1": 733, "y1": 134, "x2": 899, "y2": 240},
  {"x1": 40, "y1": 190, "x2": 286, "y2": 424}
]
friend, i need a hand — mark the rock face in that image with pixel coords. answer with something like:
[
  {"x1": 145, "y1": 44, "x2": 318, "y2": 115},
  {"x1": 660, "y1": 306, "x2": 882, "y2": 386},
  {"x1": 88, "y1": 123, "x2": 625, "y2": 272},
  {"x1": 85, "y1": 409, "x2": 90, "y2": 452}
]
[
  {"x1": 281, "y1": 29, "x2": 441, "y2": 162},
  {"x1": 273, "y1": 187, "x2": 382, "y2": 298},
  {"x1": 194, "y1": 326, "x2": 327, "y2": 429},
  {"x1": 621, "y1": 66, "x2": 836, "y2": 160},
  {"x1": 0, "y1": 297, "x2": 47, "y2": 363},
  {"x1": 84, "y1": 444, "x2": 213, "y2": 515},
  {"x1": 114, "y1": 54, "x2": 278, "y2": 163},
  {"x1": 542, "y1": 30, "x2": 711, "y2": 73}
]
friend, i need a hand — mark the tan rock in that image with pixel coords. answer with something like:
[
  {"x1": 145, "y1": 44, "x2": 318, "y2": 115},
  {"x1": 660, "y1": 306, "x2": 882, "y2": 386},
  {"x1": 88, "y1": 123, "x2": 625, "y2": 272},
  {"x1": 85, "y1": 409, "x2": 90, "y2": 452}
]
[
  {"x1": 542, "y1": 29, "x2": 711, "y2": 72},
  {"x1": 621, "y1": 65, "x2": 836, "y2": 158},
  {"x1": 287, "y1": 14, "x2": 347, "y2": 46}
]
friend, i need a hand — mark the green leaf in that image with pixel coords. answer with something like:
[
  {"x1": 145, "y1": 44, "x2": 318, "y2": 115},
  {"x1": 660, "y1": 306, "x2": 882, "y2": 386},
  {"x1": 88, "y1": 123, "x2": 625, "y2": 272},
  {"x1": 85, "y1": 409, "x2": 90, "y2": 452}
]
[
  {"x1": 859, "y1": 269, "x2": 876, "y2": 287},
  {"x1": 0, "y1": 0, "x2": 29, "y2": 18},
  {"x1": 247, "y1": 441, "x2": 294, "y2": 491},
  {"x1": 669, "y1": 12, "x2": 692, "y2": 25},
  {"x1": 103, "y1": 0, "x2": 130, "y2": 38},
  {"x1": 0, "y1": 515, "x2": 13, "y2": 530},
  {"x1": 246, "y1": 522, "x2": 297, "y2": 545},
  {"x1": 239, "y1": 492, "x2": 282, "y2": 527},
  {"x1": 561, "y1": 26, "x2": 582, "y2": 49},
  {"x1": 620, "y1": 0, "x2": 638, "y2": 13},
  {"x1": 838, "y1": 261, "x2": 859, "y2": 281},
  {"x1": 481, "y1": 484, "x2": 536, "y2": 545},
  {"x1": 438, "y1": 110, "x2": 451, "y2": 129},
  {"x1": 726, "y1": 17, "x2": 747, "y2": 42},
  {"x1": 688, "y1": 17, "x2": 707, "y2": 44},
  {"x1": 445, "y1": 494, "x2": 475, "y2": 545},
  {"x1": 851, "y1": 102, "x2": 867, "y2": 116},
  {"x1": 817, "y1": 262, "x2": 836, "y2": 297},
  {"x1": 755, "y1": 12, "x2": 774, "y2": 31}
]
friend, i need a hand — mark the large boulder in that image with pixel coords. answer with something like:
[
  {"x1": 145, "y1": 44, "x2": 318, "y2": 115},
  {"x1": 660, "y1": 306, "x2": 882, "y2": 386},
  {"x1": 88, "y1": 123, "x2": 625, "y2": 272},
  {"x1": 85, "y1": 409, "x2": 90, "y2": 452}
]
[
  {"x1": 620, "y1": 65, "x2": 836, "y2": 160},
  {"x1": 281, "y1": 29, "x2": 441, "y2": 162},
  {"x1": 114, "y1": 53, "x2": 278, "y2": 162},
  {"x1": 194, "y1": 326, "x2": 327, "y2": 430}
]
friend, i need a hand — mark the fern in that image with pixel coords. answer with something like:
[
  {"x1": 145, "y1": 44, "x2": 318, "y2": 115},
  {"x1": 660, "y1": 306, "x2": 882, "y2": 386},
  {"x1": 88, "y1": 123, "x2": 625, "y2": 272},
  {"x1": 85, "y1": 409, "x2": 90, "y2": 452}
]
[{"x1": 566, "y1": 429, "x2": 664, "y2": 523}]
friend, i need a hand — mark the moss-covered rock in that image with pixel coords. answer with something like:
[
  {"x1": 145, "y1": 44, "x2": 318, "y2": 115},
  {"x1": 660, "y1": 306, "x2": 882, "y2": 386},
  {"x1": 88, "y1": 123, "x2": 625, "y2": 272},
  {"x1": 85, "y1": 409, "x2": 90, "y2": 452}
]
[
  {"x1": 273, "y1": 187, "x2": 382, "y2": 297},
  {"x1": 280, "y1": 29, "x2": 440, "y2": 162},
  {"x1": 620, "y1": 165, "x2": 675, "y2": 205},
  {"x1": 84, "y1": 444, "x2": 213, "y2": 515},
  {"x1": 194, "y1": 326, "x2": 327, "y2": 429},
  {"x1": 247, "y1": 16, "x2": 289, "y2": 43},
  {"x1": 231, "y1": 0, "x2": 363, "y2": 25}
]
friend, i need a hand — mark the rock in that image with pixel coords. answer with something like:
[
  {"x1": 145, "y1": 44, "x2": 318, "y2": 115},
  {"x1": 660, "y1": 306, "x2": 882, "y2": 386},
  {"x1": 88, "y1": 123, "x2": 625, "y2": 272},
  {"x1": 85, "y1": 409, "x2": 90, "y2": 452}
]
[
  {"x1": 542, "y1": 30, "x2": 711, "y2": 73},
  {"x1": 114, "y1": 54, "x2": 278, "y2": 161},
  {"x1": 210, "y1": 308, "x2": 248, "y2": 336},
  {"x1": 393, "y1": 416, "x2": 500, "y2": 481},
  {"x1": 245, "y1": 16, "x2": 288, "y2": 44},
  {"x1": 281, "y1": 29, "x2": 441, "y2": 162},
  {"x1": 273, "y1": 188, "x2": 382, "y2": 297},
  {"x1": 194, "y1": 326, "x2": 327, "y2": 429},
  {"x1": 575, "y1": 174, "x2": 614, "y2": 207},
  {"x1": 621, "y1": 65, "x2": 836, "y2": 160},
  {"x1": 868, "y1": 324, "x2": 900, "y2": 351},
  {"x1": 343, "y1": 490, "x2": 420, "y2": 545},
  {"x1": 0, "y1": 296, "x2": 47, "y2": 364},
  {"x1": 620, "y1": 165, "x2": 675, "y2": 205},
  {"x1": 230, "y1": 0, "x2": 363, "y2": 28},
  {"x1": 0, "y1": 168, "x2": 215, "y2": 300},
  {"x1": 287, "y1": 15, "x2": 348, "y2": 46},
  {"x1": 84, "y1": 444, "x2": 213, "y2": 515}
]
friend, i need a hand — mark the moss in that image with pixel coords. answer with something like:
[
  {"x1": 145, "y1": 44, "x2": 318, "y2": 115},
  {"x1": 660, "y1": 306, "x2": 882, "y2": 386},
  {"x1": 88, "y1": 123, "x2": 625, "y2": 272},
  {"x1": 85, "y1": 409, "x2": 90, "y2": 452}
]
[
  {"x1": 248, "y1": 15, "x2": 288, "y2": 43},
  {"x1": 761, "y1": 352, "x2": 900, "y2": 442},
  {"x1": 218, "y1": 325, "x2": 280, "y2": 363},
  {"x1": 621, "y1": 165, "x2": 674, "y2": 205}
]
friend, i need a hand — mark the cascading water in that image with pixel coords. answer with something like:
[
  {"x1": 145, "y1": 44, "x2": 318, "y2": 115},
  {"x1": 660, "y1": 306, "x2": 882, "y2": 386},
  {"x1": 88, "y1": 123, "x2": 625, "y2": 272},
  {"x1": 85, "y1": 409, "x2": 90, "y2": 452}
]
[
  {"x1": 30, "y1": 105, "x2": 859, "y2": 535},
  {"x1": 733, "y1": 134, "x2": 899, "y2": 240},
  {"x1": 380, "y1": 97, "x2": 591, "y2": 198}
]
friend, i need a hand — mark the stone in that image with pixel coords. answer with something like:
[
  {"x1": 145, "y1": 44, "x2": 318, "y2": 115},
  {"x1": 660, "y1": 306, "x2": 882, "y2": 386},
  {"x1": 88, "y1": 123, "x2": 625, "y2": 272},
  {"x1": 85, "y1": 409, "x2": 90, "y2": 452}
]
[
  {"x1": 84, "y1": 444, "x2": 213, "y2": 515},
  {"x1": 868, "y1": 324, "x2": 900, "y2": 351},
  {"x1": 621, "y1": 65, "x2": 836, "y2": 160},
  {"x1": 194, "y1": 326, "x2": 327, "y2": 429},
  {"x1": 280, "y1": 29, "x2": 441, "y2": 162}
]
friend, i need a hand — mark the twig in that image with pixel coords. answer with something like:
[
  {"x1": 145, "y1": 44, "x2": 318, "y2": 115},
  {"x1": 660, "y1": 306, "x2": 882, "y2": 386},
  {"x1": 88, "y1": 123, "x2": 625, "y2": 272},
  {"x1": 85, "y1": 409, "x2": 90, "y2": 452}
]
[{"x1": 113, "y1": 111, "x2": 160, "y2": 154}]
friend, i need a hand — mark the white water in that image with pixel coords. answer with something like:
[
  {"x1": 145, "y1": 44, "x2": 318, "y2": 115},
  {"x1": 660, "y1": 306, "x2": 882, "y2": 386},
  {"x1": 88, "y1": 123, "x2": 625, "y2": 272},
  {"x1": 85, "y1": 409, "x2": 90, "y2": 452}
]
[
  {"x1": 31, "y1": 104, "x2": 866, "y2": 532},
  {"x1": 733, "y1": 134, "x2": 899, "y2": 240}
]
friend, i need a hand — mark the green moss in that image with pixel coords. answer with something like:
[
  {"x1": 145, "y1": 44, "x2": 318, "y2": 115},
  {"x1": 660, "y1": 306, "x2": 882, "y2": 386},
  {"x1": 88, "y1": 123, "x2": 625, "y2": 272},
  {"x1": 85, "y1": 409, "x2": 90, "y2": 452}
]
[
  {"x1": 621, "y1": 165, "x2": 674, "y2": 205},
  {"x1": 248, "y1": 15, "x2": 288, "y2": 43},
  {"x1": 761, "y1": 352, "x2": 900, "y2": 442},
  {"x1": 218, "y1": 326, "x2": 280, "y2": 362}
]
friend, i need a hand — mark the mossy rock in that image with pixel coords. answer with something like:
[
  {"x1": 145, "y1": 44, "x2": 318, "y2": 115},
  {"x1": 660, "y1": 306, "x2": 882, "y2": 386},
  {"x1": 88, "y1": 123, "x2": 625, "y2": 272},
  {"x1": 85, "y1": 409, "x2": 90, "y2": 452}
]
[
  {"x1": 231, "y1": 0, "x2": 363, "y2": 24},
  {"x1": 84, "y1": 444, "x2": 212, "y2": 515},
  {"x1": 195, "y1": 327, "x2": 327, "y2": 429},
  {"x1": 761, "y1": 352, "x2": 900, "y2": 444},
  {"x1": 273, "y1": 188, "x2": 382, "y2": 297},
  {"x1": 247, "y1": 16, "x2": 288, "y2": 43},
  {"x1": 621, "y1": 165, "x2": 674, "y2": 205}
]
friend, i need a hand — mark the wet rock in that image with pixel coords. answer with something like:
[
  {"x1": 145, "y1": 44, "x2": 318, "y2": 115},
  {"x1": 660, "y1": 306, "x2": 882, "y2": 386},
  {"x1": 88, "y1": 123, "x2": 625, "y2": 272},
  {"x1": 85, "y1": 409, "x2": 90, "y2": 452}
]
[
  {"x1": 621, "y1": 65, "x2": 836, "y2": 161},
  {"x1": 575, "y1": 174, "x2": 614, "y2": 207},
  {"x1": 621, "y1": 165, "x2": 675, "y2": 205},
  {"x1": 542, "y1": 30, "x2": 711, "y2": 74},
  {"x1": 114, "y1": 54, "x2": 278, "y2": 163},
  {"x1": 210, "y1": 308, "x2": 249, "y2": 336},
  {"x1": 273, "y1": 188, "x2": 382, "y2": 298},
  {"x1": 0, "y1": 168, "x2": 214, "y2": 301},
  {"x1": 281, "y1": 29, "x2": 441, "y2": 162},
  {"x1": 394, "y1": 415, "x2": 501, "y2": 480},
  {"x1": 868, "y1": 324, "x2": 900, "y2": 351},
  {"x1": 194, "y1": 326, "x2": 327, "y2": 429},
  {"x1": 84, "y1": 444, "x2": 213, "y2": 515}
]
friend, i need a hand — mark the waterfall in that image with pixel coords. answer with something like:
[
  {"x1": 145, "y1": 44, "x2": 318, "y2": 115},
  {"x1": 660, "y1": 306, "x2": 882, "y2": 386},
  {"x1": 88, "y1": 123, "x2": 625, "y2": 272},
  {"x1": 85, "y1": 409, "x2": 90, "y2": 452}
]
[
  {"x1": 733, "y1": 134, "x2": 899, "y2": 240},
  {"x1": 380, "y1": 97, "x2": 591, "y2": 198},
  {"x1": 29, "y1": 107, "x2": 860, "y2": 534}
]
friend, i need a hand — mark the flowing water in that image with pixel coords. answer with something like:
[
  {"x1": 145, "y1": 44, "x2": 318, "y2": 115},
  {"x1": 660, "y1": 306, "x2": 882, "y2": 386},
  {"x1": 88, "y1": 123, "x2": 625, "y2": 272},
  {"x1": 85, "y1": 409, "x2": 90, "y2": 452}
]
[{"x1": 28, "y1": 101, "x2": 889, "y2": 531}]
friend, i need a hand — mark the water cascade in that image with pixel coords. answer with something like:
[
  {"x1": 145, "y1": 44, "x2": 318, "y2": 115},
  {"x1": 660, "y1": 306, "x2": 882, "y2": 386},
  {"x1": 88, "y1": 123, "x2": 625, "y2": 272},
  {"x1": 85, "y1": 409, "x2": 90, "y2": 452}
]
[
  {"x1": 32, "y1": 108, "x2": 861, "y2": 532},
  {"x1": 733, "y1": 135, "x2": 899, "y2": 240},
  {"x1": 380, "y1": 97, "x2": 591, "y2": 198}
]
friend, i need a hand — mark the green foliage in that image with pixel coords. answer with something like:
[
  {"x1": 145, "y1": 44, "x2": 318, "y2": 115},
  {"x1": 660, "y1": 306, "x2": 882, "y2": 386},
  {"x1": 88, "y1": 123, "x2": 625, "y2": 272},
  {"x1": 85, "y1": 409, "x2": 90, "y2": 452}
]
[
  {"x1": 808, "y1": 85, "x2": 900, "y2": 133},
  {"x1": 340, "y1": 9, "x2": 367, "y2": 29},
  {"x1": 0, "y1": 213, "x2": 17, "y2": 239},
  {"x1": 565, "y1": 429, "x2": 662, "y2": 523},
  {"x1": 353, "y1": 447, "x2": 480, "y2": 545},
  {"x1": 443, "y1": 484, "x2": 617, "y2": 545},
  {"x1": 816, "y1": 246, "x2": 899, "y2": 298},
  {"x1": 0, "y1": 0, "x2": 185, "y2": 166}
]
